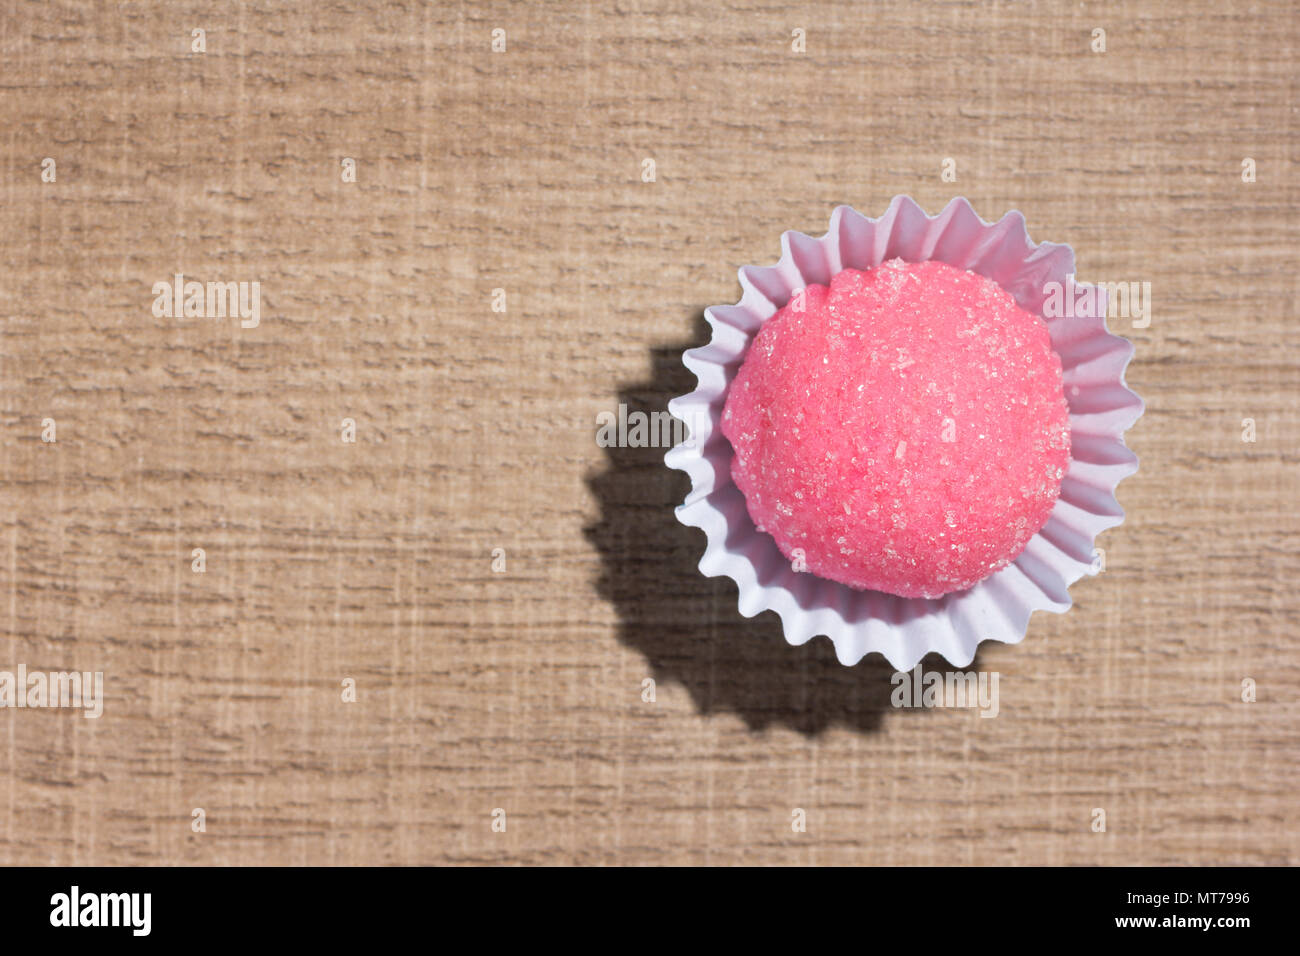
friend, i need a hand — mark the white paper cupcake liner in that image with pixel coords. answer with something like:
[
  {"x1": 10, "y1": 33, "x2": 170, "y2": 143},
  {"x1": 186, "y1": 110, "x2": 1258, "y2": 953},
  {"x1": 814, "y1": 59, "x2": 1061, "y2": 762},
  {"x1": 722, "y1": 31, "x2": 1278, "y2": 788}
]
[{"x1": 664, "y1": 196, "x2": 1143, "y2": 670}]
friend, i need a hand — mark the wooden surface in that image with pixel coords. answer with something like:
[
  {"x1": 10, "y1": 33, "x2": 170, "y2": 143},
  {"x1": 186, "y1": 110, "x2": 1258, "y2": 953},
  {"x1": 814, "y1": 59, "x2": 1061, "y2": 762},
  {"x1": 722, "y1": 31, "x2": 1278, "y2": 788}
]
[{"x1": 1, "y1": 0, "x2": 1297, "y2": 866}]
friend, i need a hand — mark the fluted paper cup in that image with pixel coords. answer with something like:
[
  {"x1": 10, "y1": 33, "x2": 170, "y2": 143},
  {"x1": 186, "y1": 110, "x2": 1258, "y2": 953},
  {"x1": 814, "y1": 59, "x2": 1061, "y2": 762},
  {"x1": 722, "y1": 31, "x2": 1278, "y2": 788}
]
[{"x1": 664, "y1": 196, "x2": 1143, "y2": 669}]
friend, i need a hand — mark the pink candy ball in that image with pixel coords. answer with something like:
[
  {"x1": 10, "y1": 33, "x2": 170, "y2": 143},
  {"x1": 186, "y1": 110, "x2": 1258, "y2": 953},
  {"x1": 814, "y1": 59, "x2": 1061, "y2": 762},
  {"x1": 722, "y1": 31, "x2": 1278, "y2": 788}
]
[{"x1": 721, "y1": 258, "x2": 1071, "y2": 599}]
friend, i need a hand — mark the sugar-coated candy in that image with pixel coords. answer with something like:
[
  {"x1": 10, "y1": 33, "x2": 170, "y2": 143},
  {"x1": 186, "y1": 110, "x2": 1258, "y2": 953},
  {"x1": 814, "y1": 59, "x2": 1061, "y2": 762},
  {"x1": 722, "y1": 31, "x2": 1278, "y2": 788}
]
[{"x1": 721, "y1": 258, "x2": 1071, "y2": 598}]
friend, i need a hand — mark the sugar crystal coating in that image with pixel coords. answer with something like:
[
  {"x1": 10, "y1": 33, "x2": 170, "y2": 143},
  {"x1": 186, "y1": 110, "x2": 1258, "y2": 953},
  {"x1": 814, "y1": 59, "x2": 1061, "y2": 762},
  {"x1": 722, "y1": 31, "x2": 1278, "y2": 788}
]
[{"x1": 720, "y1": 258, "x2": 1071, "y2": 599}]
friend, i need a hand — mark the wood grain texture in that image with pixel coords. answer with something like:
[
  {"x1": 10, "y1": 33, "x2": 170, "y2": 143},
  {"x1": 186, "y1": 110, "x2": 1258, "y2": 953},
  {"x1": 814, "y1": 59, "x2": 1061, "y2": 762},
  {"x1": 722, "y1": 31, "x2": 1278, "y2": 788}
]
[{"x1": 0, "y1": 0, "x2": 1296, "y2": 866}]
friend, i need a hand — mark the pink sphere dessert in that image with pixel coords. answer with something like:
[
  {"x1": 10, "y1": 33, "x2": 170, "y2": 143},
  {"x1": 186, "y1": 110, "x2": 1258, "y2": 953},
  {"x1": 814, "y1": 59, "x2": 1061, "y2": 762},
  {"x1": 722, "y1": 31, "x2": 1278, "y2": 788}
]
[{"x1": 720, "y1": 258, "x2": 1071, "y2": 599}]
